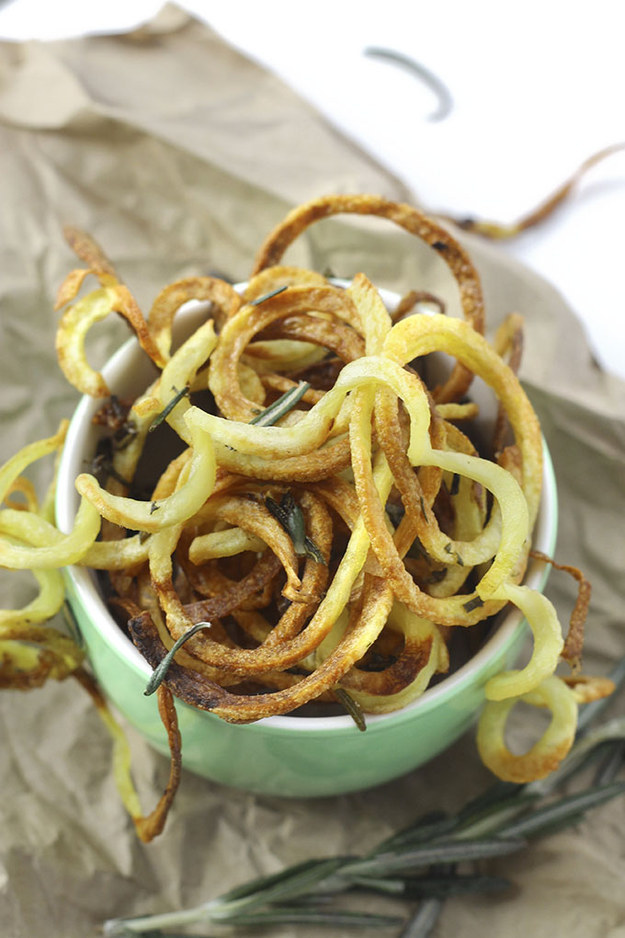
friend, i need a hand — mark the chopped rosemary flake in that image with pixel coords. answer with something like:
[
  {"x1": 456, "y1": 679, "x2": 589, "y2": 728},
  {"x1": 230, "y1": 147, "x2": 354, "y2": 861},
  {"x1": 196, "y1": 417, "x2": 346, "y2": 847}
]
[
  {"x1": 144, "y1": 621, "x2": 213, "y2": 696},
  {"x1": 149, "y1": 501, "x2": 160, "y2": 515},
  {"x1": 88, "y1": 453, "x2": 130, "y2": 488},
  {"x1": 302, "y1": 535, "x2": 326, "y2": 565},
  {"x1": 112, "y1": 419, "x2": 138, "y2": 451},
  {"x1": 450, "y1": 472, "x2": 460, "y2": 496},
  {"x1": 250, "y1": 381, "x2": 311, "y2": 427},
  {"x1": 419, "y1": 496, "x2": 428, "y2": 520},
  {"x1": 463, "y1": 595, "x2": 484, "y2": 612},
  {"x1": 265, "y1": 492, "x2": 326, "y2": 564},
  {"x1": 250, "y1": 284, "x2": 288, "y2": 305},
  {"x1": 334, "y1": 687, "x2": 367, "y2": 731},
  {"x1": 148, "y1": 385, "x2": 190, "y2": 432}
]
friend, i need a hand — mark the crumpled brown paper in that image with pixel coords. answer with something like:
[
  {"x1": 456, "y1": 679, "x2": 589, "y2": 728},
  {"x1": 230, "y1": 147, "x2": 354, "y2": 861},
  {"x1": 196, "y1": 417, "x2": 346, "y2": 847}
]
[{"x1": 1, "y1": 6, "x2": 624, "y2": 937}]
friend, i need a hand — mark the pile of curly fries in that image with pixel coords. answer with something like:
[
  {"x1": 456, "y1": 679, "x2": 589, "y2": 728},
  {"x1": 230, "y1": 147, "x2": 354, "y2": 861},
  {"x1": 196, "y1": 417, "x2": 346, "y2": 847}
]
[{"x1": 0, "y1": 194, "x2": 609, "y2": 840}]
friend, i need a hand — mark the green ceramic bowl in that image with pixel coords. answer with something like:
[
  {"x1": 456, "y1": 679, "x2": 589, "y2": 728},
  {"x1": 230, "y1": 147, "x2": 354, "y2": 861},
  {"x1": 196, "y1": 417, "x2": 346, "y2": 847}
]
[{"x1": 55, "y1": 289, "x2": 558, "y2": 798}]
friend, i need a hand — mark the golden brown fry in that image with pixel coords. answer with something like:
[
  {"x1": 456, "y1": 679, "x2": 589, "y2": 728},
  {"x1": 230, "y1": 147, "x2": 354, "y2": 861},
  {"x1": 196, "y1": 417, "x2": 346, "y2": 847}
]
[
  {"x1": 447, "y1": 142, "x2": 625, "y2": 239},
  {"x1": 252, "y1": 193, "x2": 486, "y2": 402},
  {"x1": 63, "y1": 225, "x2": 118, "y2": 279},
  {"x1": 148, "y1": 276, "x2": 242, "y2": 358},
  {"x1": 75, "y1": 668, "x2": 182, "y2": 843}
]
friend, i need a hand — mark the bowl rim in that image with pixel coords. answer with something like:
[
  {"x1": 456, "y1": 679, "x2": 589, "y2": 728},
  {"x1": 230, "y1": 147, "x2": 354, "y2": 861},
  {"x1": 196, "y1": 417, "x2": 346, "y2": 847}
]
[{"x1": 55, "y1": 283, "x2": 558, "y2": 734}]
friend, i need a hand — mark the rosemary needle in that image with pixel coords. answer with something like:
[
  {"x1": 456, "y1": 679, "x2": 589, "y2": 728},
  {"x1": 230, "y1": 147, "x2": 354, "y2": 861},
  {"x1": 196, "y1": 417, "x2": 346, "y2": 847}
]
[
  {"x1": 250, "y1": 285, "x2": 289, "y2": 305},
  {"x1": 144, "y1": 622, "x2": 213, "y2": 696},
  {"x1": 148, "y1": 385, "x2": 190, "y2": 433},
  {"x1": 249, "y1": 381, "x2": 311, "y2": 427}
]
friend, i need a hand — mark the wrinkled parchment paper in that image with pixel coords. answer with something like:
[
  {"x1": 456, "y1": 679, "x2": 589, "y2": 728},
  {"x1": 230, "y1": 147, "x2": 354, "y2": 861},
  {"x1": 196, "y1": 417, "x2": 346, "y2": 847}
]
[{"x1": 1, "y1": 6, "x2": 624, "y2": 937}]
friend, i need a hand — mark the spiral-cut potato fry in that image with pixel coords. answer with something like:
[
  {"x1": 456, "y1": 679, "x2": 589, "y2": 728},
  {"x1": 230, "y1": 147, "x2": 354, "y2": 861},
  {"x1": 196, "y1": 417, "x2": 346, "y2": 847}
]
[
  {"x1": 0, "y1": 194, "x2": 607, "y2": 839},
  {"x1": 477, "y1": 674, "x2": 578, "y2": 783}
]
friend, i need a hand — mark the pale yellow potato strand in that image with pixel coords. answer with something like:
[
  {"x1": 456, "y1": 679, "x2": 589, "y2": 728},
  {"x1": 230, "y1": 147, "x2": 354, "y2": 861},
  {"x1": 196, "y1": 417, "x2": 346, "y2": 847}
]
[
  {"x1": 193, "y1": 342, "x2": 531, "y2": 604},
  {"x1": 188, "y1": 527, "x2": 265, "y2": 563},
  {"x1": 344, "y1": 358, "x2": 529, "y2": 596},
  {"x1": 4, "y1": 477, "x2": 39, "y2": 513},
  {"x1": 346, "y1": 287, "x2": 555, "y2": 703},
  {"x1": 0, "y1": 640, "x2": 44, "y2": 673},
  {"x1": 384, "y1": 312, "x2": 543, "y2": 525},
  {"x1": 0, "y1": 497, "x2": 101, "y2": 570},
  {"x1": 484, "y1": 583, "x2": 565, "y2": 700},
  {"x1": 82, "y1": 537, "x2": 151, "y2": 570},
  {"x1": 75, "y1": 417, "x2": 216, "y2": 534},
  {"x1": 0, "y1": 427, "x2": 101, "y2": 570},
  {"x1": 0, "y1": 509, "x2": 149, "y2": 571},
  {"x1": 424, "y1": 447, "x2": 529, "y2": 595},
  {"x1": 426, "y1": 470, "x2": 487, "y2": 598},
  {"x1": 237, "y1": 363, "x2": 265, "y2": 405},
  {"x1": 435, "y1": 401, "x2": 480, "y2": 421},
  {"x1": 0, "y1": 422, "x2": 67, "y2": 505},
  {"x1": 242, "y1": 339, "x2": 326, "y2": 374},
  {"x1": 157, "y1": 319, "x2": 217, "y2": 444},
  {"x1": 148, "y1": 525, "x2": 182, "y2": 594},
  {"x1": 187, "y1": 354, "x2": 431, "y2": 460},
  {"x1": 346, "y1": 272, "x2": 392, "y2": 354},
  {"x1": 477, "y1": 675, "x2": 578, "y2": 783},
  {"x1": 55, "y1": 287, "x2": 116, "y2": 397},
  {"x1": 325, "y1": 461, "x2": 393, "y2": 616},
  {"x1": 112, "y1": 379, "x2": 162, "y2": 485},
  {"x1": 0, "y1": 567, "x2": 65, "y2": 627}
]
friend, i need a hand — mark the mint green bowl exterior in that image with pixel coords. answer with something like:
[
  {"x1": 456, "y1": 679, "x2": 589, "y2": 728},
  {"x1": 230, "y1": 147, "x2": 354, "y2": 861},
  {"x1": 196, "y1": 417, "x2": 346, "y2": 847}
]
[{"x1": 56, "y1": 294, "x2": 558, "y2": 798}]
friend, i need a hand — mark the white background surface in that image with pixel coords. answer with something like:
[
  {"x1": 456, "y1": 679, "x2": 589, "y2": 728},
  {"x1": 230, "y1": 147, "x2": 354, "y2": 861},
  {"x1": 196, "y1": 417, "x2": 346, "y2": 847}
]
[{"x1": 1, "y1": 0, "x2": 624, "y2": 379}]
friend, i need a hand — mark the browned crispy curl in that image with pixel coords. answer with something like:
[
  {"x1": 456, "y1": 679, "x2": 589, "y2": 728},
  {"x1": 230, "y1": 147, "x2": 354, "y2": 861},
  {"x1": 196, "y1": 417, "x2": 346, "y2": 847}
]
[
  {"x1": 530, "y1": 550, "x2": 590, "y2": 670},
  {"x1": 74, "y1": 667, "x2": 182, "y2": 843},
  {"x1": 129, "y1": 575, "x2": 394, "y2": 722},
  {"x1": 63, "y1": 226, "x2": 119, "y2": 279},
  {"x1": 57, "y1": 226, "x2": 166, "y2": 379},
  {"x1": 251, "y1": 192, "x2": 486, "y2": 403},
  {"x1": 445, "y1": 142, "x2": 625, "y2": 239}
]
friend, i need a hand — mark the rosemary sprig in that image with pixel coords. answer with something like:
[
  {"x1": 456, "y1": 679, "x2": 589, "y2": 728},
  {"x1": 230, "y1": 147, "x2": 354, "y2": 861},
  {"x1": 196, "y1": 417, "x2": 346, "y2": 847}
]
[
  {"x1": 265, "y1": 490, "x2": 326, "y2": 564},
  {"x1": 249, "y1": 380, "x2": 311, "y2": 426},
  {"x1": 334, "y1": 687, "x2": 368, "y2": 731},
  {"x1": 148, "y1": 386, "x2": 191, "y2": 433},
  {"x1": 250, "y1": 284, "x2": 289, "y2": 305},
  {"x1": 105, "y1": 658, "x2": 625, "y2": 938},
  {"x1": 143, "y1": 622, "x2": 213, "y2": 696}
]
